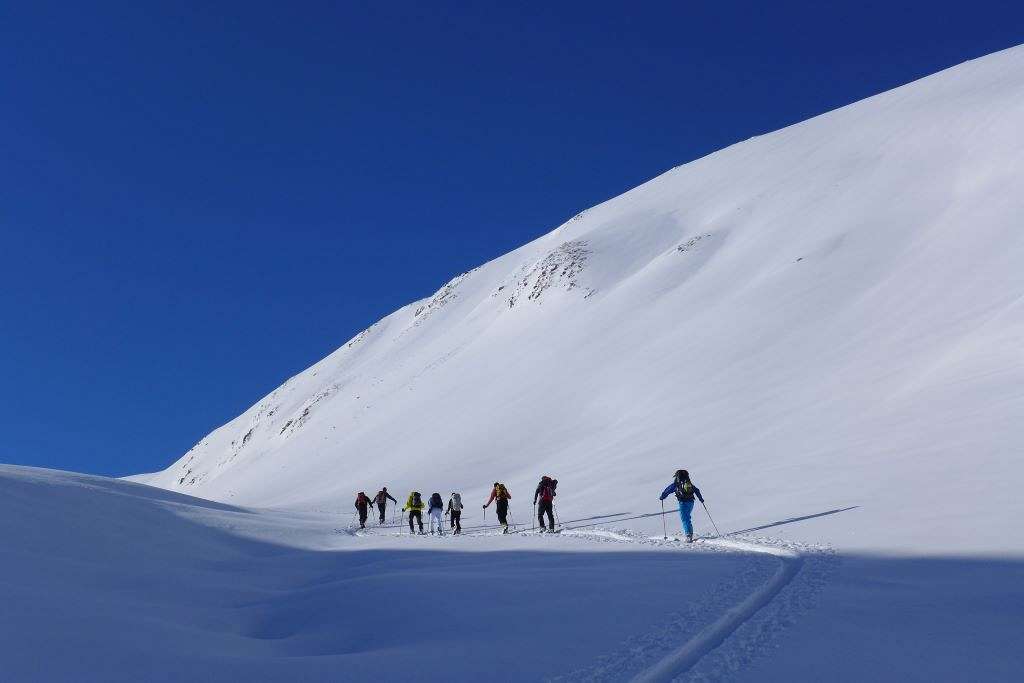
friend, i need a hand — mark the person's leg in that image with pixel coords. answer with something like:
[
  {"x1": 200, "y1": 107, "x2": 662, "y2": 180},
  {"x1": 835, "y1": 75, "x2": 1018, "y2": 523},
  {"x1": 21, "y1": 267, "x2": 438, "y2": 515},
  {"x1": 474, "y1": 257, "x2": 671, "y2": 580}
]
[
  {"x1": 538, "y1": 503, "x2": 546, "y2": 529},
  {"x1": 545, "y1": 503, "x2": 555, "y2": 529},
  {"x1": 416, "y1": 511, "x2": 423, "y2": 532},
  {"x1": 408, "y1": 510, "x2": 414, "y2": 533},
  {"x1": 679, "y1": 500, "x2": 694, "y2": 536},
  {"x1": 454, "y1": 511, "x2": 461, "y2": 533},
  {"x1": 379, "y1": 506, "x2": 386, "y2": 524}
]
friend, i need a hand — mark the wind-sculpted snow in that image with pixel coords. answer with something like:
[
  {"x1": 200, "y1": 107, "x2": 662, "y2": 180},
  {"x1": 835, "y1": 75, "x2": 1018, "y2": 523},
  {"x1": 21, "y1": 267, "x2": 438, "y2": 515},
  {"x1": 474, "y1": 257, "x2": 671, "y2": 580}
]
[{"x1": 134, "y1": 46, "x2": 1024, "y2": 560}]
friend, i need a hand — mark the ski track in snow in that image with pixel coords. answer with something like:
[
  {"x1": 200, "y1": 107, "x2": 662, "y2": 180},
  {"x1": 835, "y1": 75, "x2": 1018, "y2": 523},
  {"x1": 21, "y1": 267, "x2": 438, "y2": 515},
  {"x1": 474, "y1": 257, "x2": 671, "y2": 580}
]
[
  {"x1": 546, "y1": 530, "x2": 834, "y2": 683},
  {"x1": 353, "y1": 520, "x2": 836, "y2": 682}
]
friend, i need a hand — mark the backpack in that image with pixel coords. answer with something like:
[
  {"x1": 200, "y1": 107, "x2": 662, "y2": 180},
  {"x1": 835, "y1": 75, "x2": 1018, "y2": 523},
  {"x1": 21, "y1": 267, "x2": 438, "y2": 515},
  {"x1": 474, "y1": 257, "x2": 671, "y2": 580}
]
[
  {"x1": 451, "y1": 493, "x2": 463, "y2": 511},
  {"x1": 496, "y1": 484, "x2": 509, "y2": 500},
  {"x1": 538, "y1": 479, "x2": 555, "y2": 503},
  {"x1": 675, "y1": 479, "x2": 695, "y2": 501},
  {"x1": 356, "y1": 493, "x2": 367, "y2": 506},
  {"x1": 430, "y1": 493, "x2": 443, "y2": 509},
  {"x1": 412, "y1": 492, "x2": 422, "y2": 508}
]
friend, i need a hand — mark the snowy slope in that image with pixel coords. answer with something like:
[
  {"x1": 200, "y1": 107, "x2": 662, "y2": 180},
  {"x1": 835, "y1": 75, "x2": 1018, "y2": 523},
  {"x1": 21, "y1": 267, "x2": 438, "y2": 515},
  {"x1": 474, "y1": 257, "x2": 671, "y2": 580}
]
[
  {"x1": 135, "y1": 46, "x2": 1024, "y2": 556},
  {"x1": 0, "y1": 465, "x2": 785, "y2": 681}
]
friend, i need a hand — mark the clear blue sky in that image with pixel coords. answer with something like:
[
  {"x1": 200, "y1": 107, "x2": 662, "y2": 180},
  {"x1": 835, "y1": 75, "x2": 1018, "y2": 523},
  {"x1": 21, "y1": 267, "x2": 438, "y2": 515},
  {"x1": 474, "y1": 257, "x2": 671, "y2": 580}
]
[{"x1": 2, "y1": 2, "x2": 1021, "y2": 477}]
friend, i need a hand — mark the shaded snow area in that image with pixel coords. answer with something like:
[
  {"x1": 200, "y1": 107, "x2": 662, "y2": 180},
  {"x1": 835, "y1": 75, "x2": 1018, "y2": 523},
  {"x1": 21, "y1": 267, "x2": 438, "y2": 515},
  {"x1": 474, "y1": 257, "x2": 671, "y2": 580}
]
[{"x1": 3, "y1": 467, "x2": 1022, "y2": 681}]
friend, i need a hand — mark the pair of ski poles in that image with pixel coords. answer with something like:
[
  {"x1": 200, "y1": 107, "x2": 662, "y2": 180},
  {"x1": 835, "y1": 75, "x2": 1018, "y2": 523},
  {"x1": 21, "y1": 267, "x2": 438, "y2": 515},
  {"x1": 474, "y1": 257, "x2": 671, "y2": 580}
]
[
  {"x1": 660, "y1": 498, "x2": 722, "y2": 539},
  {"x1": 532, "y1": 501, "x2": 560, "y2": 531}
]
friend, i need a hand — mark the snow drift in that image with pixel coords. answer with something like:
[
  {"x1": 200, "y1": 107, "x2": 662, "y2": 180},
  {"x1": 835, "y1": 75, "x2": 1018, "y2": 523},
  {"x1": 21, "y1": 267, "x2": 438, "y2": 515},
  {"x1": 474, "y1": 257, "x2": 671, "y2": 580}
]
[{"x1": 135, "y1": 46, "x2": 1024, "y2": 556}]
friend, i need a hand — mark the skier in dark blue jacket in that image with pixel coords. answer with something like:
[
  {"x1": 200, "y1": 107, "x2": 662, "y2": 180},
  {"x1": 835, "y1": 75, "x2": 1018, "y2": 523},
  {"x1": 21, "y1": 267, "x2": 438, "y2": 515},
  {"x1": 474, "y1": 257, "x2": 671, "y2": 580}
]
[{"x1": 659, "y1": 469, "x2": 704, "y2": 542}]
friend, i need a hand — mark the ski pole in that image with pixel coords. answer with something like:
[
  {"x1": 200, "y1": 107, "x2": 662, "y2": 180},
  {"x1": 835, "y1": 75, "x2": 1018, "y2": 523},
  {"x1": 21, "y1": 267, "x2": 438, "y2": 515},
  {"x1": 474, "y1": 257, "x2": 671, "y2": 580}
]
[
  {"x1": 661, "y1": 499, "x2": 667, "y2": 540},
  {"x1": 700, "y1": 500, "x2": 723, "y2": 538},
  {"x1": 532, "y1": 502, "x2": 536, "y2": 531}
]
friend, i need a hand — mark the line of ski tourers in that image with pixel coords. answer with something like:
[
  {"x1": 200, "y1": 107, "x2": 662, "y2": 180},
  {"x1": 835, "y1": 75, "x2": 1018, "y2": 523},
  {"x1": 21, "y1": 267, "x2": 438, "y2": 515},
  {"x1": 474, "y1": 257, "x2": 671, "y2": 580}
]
[{"x1": 352, "y1": 469, "x2": 707, "y2": 542}]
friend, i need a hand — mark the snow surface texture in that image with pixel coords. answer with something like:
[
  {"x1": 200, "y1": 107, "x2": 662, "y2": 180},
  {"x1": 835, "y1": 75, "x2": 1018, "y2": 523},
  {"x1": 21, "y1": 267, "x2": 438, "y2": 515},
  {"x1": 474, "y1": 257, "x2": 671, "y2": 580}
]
[
  {"x1": 135, "y1": 46, "x2": 1024, "y2": 558},
  {"x1": 5, "y1": 466, "x2": 1021, "y2": 682}
]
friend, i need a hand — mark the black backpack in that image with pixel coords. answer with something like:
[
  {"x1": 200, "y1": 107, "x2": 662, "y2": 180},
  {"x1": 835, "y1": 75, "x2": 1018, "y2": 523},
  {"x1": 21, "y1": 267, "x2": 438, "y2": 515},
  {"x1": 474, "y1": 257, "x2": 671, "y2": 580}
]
[
  {"x1": 430, "y1": 493, "x2": 443, "y2": 508},
  {"x1": 675, "y1": 479, "x2": 695, "y2": 502},
  {"x1": 412, "y1": 492, "x2": 422, "y2": 508}
]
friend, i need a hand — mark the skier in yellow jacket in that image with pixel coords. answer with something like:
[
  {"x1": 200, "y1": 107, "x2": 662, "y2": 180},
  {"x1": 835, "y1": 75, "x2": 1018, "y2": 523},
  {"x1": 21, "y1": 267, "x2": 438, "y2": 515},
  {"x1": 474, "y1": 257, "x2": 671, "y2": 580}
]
[{"x1": 403, "y1": 491, "x2": 426, "y2": 534}]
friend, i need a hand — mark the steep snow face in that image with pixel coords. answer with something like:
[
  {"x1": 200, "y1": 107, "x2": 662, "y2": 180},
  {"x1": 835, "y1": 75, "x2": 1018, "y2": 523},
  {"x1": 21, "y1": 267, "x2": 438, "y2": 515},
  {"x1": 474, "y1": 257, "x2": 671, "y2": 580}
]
[{"x1": 135, "y1": 46, "x2": 1024, "y2": 555}]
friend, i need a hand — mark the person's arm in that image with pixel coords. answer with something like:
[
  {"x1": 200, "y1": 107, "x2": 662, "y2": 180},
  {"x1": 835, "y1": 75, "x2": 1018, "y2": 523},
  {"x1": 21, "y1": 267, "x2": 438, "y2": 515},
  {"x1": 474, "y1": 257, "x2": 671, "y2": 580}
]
[
  {"x1": 694, "y1": 486, "x2": 704, "y2": 503},
  {"x1": 533, "y1": 485, "x2": 540, "y2": 505},
  {"x1": 388, "y1": 493, "x2": 397, "y2": 503},
  {"x1": 659, "y1": 483, "x2": 676, "y2": 500},
  {"x1": 484, "y1": 489, "x2": 496, "y2": 508}
]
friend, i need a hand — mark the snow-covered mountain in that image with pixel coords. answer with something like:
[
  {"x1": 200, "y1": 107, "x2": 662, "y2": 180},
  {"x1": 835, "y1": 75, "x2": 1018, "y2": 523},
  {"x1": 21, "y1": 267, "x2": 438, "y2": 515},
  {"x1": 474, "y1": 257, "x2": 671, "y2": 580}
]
[{"x1": 135, "y1": 46, "x2": 1024, "y2": 556}]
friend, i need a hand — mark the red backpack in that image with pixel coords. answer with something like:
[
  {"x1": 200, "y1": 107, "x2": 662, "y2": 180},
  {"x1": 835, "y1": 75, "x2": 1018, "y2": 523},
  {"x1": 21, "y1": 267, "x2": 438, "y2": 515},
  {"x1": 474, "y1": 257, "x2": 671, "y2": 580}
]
[{"x1": 538, "y1": 479, "x2": 556, "y2": 502}]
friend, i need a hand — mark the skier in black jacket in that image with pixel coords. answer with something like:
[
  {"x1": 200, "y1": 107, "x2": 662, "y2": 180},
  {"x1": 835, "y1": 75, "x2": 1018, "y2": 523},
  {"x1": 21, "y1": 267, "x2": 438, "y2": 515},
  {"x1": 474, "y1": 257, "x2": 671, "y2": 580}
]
[
  {"x1": 354, "y1": 491, "x2": 373, "y2": 529},
  {"x1": 374, "y1": 487, "x2": 397, "y2": 524},
  {"x1": 534, "y1": 476, "x2": 558, "y2": 531}
]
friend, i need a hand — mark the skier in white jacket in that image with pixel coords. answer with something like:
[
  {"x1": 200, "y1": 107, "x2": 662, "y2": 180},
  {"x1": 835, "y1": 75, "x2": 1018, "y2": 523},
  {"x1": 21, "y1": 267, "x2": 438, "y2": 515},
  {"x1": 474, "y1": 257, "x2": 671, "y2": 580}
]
[{"x1": 446, "y1": 492, "x2": 464, "y2": 534}]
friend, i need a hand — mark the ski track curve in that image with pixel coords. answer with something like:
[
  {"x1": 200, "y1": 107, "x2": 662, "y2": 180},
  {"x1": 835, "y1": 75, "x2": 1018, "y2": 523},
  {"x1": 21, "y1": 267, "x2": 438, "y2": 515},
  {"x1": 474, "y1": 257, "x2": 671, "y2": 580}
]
[
  {"x1": 630, "y1": 539, "x2": 802, "y2": 683},
  {"x1": 545, "y1": 530, "x2": 835, "y2": 683},
  {"x1": 345, "y1": 520, "x2": 835, "y2": 682}
]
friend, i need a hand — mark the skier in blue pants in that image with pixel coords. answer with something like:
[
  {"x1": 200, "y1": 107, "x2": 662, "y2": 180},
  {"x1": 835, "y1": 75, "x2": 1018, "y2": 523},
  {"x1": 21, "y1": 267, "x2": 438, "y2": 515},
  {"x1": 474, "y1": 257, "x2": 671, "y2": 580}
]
[{"x1": 659, "y1": 469, "x2": 704, "y2": 543}]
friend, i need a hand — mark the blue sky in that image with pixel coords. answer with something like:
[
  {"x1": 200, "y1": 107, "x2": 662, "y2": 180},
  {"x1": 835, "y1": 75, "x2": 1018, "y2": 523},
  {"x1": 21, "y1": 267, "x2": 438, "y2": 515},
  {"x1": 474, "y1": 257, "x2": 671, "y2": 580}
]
[{"x1": 2, "y1": 2, "x2": 1021, "y2": 476}]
